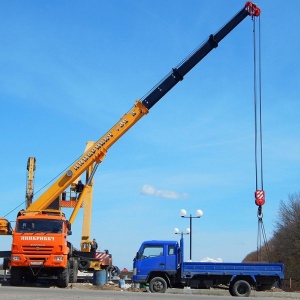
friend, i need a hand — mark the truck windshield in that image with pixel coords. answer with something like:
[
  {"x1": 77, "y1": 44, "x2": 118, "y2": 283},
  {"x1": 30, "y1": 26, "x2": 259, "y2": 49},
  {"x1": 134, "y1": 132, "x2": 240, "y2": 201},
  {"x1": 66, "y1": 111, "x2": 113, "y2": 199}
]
[
  {"x1": 141, "y1": 245, "x2": 164, "y2": 259},
  {"x1": 16, "y1": 219, "x2": 63, "y2": 233}
]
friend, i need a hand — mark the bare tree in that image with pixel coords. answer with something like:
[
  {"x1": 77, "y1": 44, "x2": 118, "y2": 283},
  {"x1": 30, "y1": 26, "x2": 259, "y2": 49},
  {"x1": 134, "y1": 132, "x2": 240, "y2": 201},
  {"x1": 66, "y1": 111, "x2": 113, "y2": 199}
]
[
  {"x1": 269, "y1": 192, "x2": 300, "y2": 279},
  {"x1": 243, "y1": 192, "x2": 300, "y2": 280}
]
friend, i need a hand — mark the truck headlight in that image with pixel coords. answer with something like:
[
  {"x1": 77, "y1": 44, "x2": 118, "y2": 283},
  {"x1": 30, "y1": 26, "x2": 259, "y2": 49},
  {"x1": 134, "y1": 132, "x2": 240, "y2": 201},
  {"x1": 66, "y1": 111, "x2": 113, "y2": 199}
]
[
  {"x1": 54, "y1": 256, "x2": 63, "y2": 261},
  {"x1": 11, "y1": 256, "x2": 20, "y2": 261}
]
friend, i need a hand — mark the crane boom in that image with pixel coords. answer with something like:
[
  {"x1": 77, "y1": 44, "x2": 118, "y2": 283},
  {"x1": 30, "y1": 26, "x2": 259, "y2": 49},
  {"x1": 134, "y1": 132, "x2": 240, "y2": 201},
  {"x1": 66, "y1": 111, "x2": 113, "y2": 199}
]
[{"x1": 26, "y1": 2, "x2": 260, "y2": 213}]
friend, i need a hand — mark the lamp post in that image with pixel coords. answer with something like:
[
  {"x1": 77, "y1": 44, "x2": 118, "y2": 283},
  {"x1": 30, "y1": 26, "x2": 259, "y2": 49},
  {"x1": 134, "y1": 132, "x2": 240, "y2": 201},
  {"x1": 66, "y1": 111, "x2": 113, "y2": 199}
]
[
  {"x1": 180, "y1": 209, "x2": 203, "y2": 260},
  {"x1": 174, "y1": 227, "x2": 190, "y2": 238}
]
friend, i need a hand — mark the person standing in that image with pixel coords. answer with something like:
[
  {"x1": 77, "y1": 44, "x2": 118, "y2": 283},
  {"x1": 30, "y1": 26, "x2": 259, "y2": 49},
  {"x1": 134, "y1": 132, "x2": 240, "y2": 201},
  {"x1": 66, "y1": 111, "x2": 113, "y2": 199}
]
[
  {"x1": 91, "y1": 238, "x2": 98, "y2": 254},
  {"x1": 76, "y1": 180, "x2": 84, "y2": 199}
]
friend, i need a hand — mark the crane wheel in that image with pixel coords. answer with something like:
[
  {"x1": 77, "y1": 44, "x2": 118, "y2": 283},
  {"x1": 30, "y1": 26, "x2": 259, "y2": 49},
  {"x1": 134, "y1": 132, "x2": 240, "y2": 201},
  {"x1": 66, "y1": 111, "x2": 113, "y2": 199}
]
[{"x1": 78, "y1": 259, "x2": 90, "y2": 271}]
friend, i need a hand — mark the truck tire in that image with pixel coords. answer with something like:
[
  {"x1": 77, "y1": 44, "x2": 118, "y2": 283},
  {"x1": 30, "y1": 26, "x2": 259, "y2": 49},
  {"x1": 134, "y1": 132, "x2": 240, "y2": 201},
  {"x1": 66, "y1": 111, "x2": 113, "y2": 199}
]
[
  {"x1": 69, "y1": 259, "x2": 78, "y2": 283},
  {"x1": 3, "y1": 257, "x2": 10, "y2": 270},
  {"x1": 232, "y1": 280, "x2": 251, "y2": 297},
  {"x1": 149, "y1": 277, "x2": 167, "y2": 293},
  {"x1": 10, "y1": 267, "x2": 23, "y2": 286},
  {"x1": 57, "y1": 263, "x2": 70, "y2": 288}
]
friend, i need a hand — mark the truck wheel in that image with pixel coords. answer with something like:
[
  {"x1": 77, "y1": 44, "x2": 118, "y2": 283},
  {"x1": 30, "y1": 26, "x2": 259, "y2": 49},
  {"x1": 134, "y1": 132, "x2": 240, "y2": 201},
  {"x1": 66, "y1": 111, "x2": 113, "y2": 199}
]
[
  {"x1": 149, "y1": 277, "x2": 167, "y2": 293},
  {"x1": 3, "y1": 257, "x2": 10, "y2": 270},
  {"x1": 10, "y1": 267, "x2": 23, "y2": 286},
  {"x1": 69, "y1": 259, "x2": 78, "y2": 283},
  {"x1": 57, "y1": 264, "x2": 70, "y2": 288},
  {"x1": 232, "y1": 280, "x2": 251, "y2": 297}
]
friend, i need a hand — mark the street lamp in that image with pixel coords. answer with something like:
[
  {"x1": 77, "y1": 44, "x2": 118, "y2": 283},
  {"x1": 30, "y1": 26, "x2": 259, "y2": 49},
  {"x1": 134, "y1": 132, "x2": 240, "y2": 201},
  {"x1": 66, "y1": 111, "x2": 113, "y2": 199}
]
[
  {"x1": 180, "y1": 209, "x2": 203, "y2": 260},
  {"x1": 174, "y1": 227, "x2": 190, "y2": 238}
]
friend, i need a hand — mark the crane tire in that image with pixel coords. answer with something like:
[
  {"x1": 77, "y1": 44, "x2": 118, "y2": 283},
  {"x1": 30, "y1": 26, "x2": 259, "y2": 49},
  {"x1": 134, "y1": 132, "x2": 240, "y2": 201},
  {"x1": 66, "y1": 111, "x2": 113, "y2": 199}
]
[{"x1": 78, "y1": 259, "x2": 90, "y2": 271}]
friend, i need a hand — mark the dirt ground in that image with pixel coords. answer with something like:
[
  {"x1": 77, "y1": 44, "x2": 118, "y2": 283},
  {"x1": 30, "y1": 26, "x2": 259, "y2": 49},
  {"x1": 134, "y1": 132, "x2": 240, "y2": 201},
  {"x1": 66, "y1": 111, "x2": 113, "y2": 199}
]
[
  {"x1": 69, "y1": 281, "x2": 144, "y2": 292},
  {"x1": 0, "y1": 274, "x2": 145, "y2": 292}
]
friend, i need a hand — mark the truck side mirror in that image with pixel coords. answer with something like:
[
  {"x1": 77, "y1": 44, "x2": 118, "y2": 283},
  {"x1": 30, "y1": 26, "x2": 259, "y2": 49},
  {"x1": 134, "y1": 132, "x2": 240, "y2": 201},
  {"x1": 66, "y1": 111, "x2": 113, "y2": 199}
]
[
  {"x1": 136, "y1": 252, "x2": 141, "y2": 260},
  {"x1": 66, "y1": 221, "x2": 71, "y2": 230},
  {"x1": 66, "y1": 221, "x2": 72, "y2": 235}
]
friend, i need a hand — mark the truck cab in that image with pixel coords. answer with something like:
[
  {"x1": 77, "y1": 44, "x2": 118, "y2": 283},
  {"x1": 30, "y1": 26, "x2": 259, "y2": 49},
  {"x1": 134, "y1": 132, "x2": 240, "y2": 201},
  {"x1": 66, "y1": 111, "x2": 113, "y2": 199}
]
[
  {"x1": 10, "y1": 212, "x2": 74, "y2": 287},
  {"x1": 133, "y1": 240, "x2": 180, "y2": 289}
]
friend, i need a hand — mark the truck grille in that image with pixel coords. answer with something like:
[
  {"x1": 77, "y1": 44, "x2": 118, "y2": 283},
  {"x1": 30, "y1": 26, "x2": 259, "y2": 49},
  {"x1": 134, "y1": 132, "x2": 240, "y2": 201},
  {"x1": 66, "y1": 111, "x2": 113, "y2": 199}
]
[{"x1": 22, "y1": 245, "x2": 54, "y2": 254}]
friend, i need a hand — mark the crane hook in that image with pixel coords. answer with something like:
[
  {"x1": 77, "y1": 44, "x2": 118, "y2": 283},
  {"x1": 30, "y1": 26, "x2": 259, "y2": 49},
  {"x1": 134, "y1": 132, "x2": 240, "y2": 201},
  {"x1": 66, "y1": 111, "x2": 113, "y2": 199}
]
[{"x1": 255, "y1": 189, "x2": 265, "y2": 206}]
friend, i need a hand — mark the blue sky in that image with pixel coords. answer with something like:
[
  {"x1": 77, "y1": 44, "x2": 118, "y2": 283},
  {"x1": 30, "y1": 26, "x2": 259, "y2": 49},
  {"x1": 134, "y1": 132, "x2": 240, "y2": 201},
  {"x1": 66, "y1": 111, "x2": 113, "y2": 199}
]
[{"x1": 1, "y1": 0, "x2": 299, "y2": 270}]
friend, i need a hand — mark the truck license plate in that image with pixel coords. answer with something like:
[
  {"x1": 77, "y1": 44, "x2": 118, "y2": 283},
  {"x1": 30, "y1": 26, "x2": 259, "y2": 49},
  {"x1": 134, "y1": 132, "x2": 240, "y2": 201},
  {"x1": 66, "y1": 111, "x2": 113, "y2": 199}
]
[{"x1": 30, "y1": 262, "x2": 43, "y2": 266}]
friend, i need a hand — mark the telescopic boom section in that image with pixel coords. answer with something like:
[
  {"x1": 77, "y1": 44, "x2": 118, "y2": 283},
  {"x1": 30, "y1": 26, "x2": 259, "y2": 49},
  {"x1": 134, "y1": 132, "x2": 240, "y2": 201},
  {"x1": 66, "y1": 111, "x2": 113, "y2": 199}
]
[
  {"x1": 26, "y1": 2, "x2": 260, "y2": 212},
  {"x1": 142, "y1": 2, "x2": 260, "y2": 110}
]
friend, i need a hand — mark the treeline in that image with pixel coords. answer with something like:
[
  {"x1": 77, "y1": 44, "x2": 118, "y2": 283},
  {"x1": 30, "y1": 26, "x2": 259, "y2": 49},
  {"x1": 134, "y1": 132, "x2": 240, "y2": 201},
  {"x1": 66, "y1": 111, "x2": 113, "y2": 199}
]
[{"x1": 243, "y1": 192, "x2": 300, "y2": 279}]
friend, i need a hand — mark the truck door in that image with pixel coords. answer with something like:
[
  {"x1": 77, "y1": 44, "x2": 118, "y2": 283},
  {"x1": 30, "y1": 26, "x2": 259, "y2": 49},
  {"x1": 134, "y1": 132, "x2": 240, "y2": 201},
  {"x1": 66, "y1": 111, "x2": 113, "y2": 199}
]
[
  {"x1": 165, "y1": 244, "x2": 177, "y2": 271},
  {"x1": 136, "y1": 244, "x2": 166, "y2": 278}
]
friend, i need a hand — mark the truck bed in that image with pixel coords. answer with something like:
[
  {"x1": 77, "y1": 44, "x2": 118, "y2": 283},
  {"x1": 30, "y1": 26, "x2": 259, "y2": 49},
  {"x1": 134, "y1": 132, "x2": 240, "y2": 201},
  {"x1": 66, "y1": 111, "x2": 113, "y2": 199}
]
[{"x1": 182, "y1": 261, "x2": 284, "y2": 278}]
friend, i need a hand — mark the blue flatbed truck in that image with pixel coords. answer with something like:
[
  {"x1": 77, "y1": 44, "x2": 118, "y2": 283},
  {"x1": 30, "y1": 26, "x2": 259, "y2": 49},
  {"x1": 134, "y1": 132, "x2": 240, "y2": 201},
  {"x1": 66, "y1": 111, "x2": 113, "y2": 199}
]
[{"x1": 132, "y1": 239, "x2": 284, "y2": 297}]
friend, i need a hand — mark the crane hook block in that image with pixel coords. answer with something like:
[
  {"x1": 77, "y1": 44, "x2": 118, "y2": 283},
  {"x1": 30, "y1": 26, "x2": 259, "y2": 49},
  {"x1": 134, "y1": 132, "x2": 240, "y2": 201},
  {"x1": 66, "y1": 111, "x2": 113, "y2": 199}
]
[
  {"x1": 245, "y1": 2, "x2": 261, "y2": 17},
  {"x1": 255, "y1": 190, "x2": 265, "y2": 206}
]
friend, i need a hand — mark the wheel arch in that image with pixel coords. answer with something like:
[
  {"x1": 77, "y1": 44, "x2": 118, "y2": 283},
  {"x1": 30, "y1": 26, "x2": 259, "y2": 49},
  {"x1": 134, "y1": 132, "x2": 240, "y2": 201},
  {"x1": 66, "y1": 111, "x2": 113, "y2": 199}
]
[{"x1": 230, "y1": 274, "x2": 256, "y2": 287}]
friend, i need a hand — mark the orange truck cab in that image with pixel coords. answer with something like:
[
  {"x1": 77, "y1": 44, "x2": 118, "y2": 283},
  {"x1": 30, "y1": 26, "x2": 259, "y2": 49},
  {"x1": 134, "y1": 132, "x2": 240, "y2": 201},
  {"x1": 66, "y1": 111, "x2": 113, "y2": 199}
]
[{"x1": 10, "y1": 211, "x2": 75, "y2": 287}]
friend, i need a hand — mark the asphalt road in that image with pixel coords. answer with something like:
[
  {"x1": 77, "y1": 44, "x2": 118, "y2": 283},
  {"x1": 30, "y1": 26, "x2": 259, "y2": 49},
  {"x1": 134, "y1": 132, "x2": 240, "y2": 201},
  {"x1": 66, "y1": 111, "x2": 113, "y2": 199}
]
[
  {"x1": 0, "y1": 285, "x2": 299, "y2": 300},
  {"x1": 0, "y1": 268, "x2": 299, "y2": 300}
]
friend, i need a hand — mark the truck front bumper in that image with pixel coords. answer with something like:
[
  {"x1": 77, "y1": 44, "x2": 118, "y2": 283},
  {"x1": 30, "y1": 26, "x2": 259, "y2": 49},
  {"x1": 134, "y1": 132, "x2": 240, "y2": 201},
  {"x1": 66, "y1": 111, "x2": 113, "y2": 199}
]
[{"x1": 11, "y1": 254, "x2": 68, "y2": 268}]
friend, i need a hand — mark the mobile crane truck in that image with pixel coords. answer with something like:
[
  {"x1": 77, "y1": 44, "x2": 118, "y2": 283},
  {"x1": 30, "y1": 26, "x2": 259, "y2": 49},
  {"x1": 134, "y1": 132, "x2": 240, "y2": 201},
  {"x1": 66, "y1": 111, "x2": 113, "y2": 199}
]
[
  {"x1": 133, "y1": 238, "x2": 284, "y2": 297},
  {"x1": 0, "y1": 2, "x2": 270, "y2": 289}
]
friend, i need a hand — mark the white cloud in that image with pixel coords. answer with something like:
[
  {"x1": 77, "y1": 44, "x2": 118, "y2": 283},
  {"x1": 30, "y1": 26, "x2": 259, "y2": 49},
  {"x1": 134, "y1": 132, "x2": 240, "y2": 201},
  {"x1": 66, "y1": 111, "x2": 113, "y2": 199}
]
[{"x1": 141, "y1": 184, "x2": 188, "y2": 200}]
